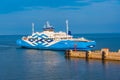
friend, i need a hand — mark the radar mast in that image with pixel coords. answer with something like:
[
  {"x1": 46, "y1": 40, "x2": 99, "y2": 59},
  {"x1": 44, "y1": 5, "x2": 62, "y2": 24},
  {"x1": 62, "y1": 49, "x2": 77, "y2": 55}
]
[{"x1": 32, "y1": 22, "x2": 34, "y2": 35}]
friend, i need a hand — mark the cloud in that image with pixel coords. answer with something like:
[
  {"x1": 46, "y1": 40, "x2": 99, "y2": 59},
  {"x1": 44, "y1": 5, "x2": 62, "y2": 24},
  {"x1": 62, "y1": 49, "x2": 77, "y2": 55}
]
[
  {"x1": 0, "y1": 0, "x2": 119, "y2": 14},
  {"x1": 23, "y1": 6, "x2": 43, "y2": 10},
  {"x1": 57, "y1": 6, "x2": 81, "y2": 10},
  {"x1": 90, "y1": 0, "x2": 108, "y2": 3}
]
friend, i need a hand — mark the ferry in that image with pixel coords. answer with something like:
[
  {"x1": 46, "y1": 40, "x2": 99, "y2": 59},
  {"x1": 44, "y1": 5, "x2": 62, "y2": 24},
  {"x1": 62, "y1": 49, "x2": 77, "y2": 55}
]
[{"x1": 16, "y1": 20, "x2": 96, "y2": 50}]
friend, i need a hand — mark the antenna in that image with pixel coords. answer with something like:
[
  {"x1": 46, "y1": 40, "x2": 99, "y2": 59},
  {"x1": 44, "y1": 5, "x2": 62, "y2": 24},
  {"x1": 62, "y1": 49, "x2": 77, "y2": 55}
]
[
  {"x1": 32, "y1": 22, "x2": 34, "y2": 35},
  {"x1": 46, "y1": 21, "x2": 51, "y2": 27},
  {"x1": 66, "y1": 20, "x2": 69, "y2": 39}
]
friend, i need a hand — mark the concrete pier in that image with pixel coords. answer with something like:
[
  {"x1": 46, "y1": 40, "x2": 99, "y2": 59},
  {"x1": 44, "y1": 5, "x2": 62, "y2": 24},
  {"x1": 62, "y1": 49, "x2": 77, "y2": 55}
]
[{"x1": 65, "y1": 48, "x2": 120, "y2": 61}]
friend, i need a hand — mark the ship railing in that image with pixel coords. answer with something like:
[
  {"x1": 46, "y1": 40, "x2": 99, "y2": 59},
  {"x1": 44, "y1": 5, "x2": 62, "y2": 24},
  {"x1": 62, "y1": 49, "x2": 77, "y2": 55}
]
[{"x1": 72, "y1": 38, "x2": 90, "y2": 42}]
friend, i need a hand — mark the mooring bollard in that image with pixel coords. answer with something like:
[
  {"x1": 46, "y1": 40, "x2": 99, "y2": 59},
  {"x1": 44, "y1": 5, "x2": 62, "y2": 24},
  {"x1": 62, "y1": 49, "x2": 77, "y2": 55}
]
[
  {"x1": 86, "y1": 51, "x2": 91, "y2": 59},
  {"x1": 118, "y1": 49, "x2": 120, "y2": 53},
  {"x1": 101, "y1": 48, "x2": 109, "y2": 60},
  {"x1": 65, "y1": 50, "x2": 72, "y2": 57},
  {"x1": 65, "y1": 50, "x2": 68, "y2": 56}
]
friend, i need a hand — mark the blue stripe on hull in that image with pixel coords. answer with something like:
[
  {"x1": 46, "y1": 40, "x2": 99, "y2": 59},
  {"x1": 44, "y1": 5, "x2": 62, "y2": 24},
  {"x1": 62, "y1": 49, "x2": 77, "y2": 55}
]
[
  {"x1": 16, "y1": 39, "x2": 96, "y2": 51},
  {"x1": 49, "y1": 40, "x2": 96, "y2": 50}
]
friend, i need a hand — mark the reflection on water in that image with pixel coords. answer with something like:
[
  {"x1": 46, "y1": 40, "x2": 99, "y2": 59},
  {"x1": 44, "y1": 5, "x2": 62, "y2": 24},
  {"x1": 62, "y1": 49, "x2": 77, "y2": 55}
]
[
  {"x1": 1, "y1": 34, "x2": 120, "y2": 80},
  {"x1": 65, "y1": 57, "x2": 120, "y2": 80},
  {"x1": 1, "y1": 47, "x2": 120, "y2": 80},
  {"x1": 17, "y1": 49, "x2": 66, "y2": 80}
]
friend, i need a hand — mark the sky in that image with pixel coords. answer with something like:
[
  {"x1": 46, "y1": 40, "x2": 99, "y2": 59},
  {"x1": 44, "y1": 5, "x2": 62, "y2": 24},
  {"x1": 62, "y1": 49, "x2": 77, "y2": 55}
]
[{"x1": 0, "y1": 0, "x2": 120, "y2": 35}]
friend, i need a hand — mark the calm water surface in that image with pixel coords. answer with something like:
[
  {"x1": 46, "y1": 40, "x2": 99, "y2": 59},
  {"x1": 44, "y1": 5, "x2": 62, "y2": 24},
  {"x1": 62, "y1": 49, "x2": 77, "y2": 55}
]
[{"x1": 0, "y1": 34, "x2": 120, "y2": 80}]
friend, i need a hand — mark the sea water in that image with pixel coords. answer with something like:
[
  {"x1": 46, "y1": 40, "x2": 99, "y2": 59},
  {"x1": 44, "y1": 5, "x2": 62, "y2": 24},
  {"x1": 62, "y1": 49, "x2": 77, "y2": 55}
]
[{"x1": 0, "y1": 34, "x2": 120, "y2": 80}]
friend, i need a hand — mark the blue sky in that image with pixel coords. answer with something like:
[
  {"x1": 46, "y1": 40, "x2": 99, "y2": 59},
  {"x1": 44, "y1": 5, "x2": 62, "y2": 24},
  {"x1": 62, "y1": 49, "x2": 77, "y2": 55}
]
[{"x1": 0, "y1": 0, "x2": 120, "y2": 35}]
